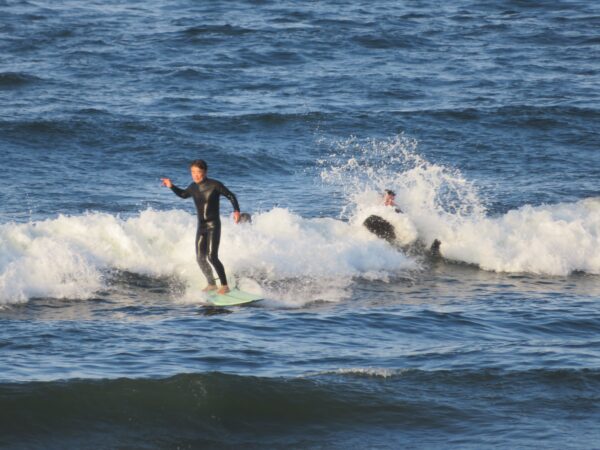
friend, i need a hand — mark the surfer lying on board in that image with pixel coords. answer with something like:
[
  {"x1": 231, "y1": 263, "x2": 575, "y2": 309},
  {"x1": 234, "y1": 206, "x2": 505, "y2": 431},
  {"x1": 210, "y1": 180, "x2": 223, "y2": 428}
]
[
  {"x1": 162, "y1": 159, "x2": 240, "y2": 295},
  {"x1": 364, "y1": 188, "x2": 442, "y2": 258}
]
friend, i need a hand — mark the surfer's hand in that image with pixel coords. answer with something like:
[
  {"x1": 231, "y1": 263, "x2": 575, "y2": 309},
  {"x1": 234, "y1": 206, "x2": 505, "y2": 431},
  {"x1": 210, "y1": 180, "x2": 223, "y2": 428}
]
[
  {"x1": 233, "y1": 211, "x2": 241, "y2": 224},
  {"x1": 161, "y1": 178, "x2": 172, "y2": 188}
]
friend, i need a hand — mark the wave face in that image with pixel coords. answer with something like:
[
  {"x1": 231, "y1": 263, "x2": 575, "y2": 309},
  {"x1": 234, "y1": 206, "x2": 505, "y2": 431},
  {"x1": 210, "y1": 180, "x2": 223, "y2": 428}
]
[{"x1": 1, "y1": 369, "x2": 599, "y2": 449}]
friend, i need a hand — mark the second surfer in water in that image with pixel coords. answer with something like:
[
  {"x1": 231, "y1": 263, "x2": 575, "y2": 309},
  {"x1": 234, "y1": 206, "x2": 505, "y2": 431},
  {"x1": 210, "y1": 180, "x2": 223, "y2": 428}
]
[
  {"x1": 383, "y1": 189, "x2": 403, "y2": 213},
  {"x1": 162, "y1": 159, "x2": 240, "y2": 295}
]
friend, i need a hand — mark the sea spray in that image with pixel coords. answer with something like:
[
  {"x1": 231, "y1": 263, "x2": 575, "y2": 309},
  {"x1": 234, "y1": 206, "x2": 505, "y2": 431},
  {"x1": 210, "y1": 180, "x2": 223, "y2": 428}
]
[
  {"x1": 318, "y1": 134, "x2": 486, "y2": 246},
  {"x1": 319, "y1": 134, "x2": 485, "y2": 217},
  {"x1": 319, "y1": 135, "x2": 600, "y2": 275}
]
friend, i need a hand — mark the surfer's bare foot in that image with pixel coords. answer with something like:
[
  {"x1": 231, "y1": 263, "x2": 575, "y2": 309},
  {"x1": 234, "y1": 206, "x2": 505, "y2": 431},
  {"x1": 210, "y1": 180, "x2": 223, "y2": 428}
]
[
  {"x1": 202, "y1": 285, "x2": 218, "y2": 292},
  {"x1": 217, "y1": 286, "x2": 230, "y2": 295}
]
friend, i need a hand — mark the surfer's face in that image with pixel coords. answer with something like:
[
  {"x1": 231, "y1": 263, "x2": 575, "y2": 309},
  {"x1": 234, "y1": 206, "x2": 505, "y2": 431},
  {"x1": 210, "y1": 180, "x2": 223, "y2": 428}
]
[
  {"x1": 191, "y1": 167, "x2": 206, "y2": 183},
  {"x1": 384, "y1": 193, "x2": 395, "y2": 206}
]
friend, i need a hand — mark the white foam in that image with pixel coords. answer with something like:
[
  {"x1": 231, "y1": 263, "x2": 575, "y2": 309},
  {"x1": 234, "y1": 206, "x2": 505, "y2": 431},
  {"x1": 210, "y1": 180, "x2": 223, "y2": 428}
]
[
  {"x1": 320, "y1": 135, "x2": 600, "y2": 276},
  {"x1": 0, "y1": 208, "x2": 415, "y2": 305},
  {"x1": 220, "y1": 207, "x2": 416, "y2": 306},
  {"x1": 438, "y1": 198, "x2": 600, "y2": 275}
]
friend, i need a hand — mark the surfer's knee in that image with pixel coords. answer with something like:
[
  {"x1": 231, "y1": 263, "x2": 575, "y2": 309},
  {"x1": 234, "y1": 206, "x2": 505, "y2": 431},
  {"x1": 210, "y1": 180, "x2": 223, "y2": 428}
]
[
  {"x1": 197, "y1": 254, "x2": 210, "y2": 267},
  {"x1": 207, "y1": 251, "x2": 221, "y2": 265}
]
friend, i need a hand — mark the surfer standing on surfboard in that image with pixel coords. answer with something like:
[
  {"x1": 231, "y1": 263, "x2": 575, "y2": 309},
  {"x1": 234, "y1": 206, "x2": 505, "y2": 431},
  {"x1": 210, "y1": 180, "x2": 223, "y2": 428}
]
[{"x1": 162, "y1": 159, "x2": 240, "y2": 295}]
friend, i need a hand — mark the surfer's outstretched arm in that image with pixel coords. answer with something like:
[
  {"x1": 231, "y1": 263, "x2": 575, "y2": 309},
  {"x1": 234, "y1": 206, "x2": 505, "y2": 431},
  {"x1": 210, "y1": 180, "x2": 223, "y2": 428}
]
[
  {"x1": 161, "y1": 178, "x2": 191, "y2": 199},
  {"x1": 171, "y1": 184, "x2": 192, "y2": 199}
]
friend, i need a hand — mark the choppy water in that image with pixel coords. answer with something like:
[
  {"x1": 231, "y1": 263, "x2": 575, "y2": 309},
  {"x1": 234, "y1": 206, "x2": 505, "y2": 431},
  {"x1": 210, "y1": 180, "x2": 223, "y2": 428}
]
[{"x1": 1, "y1": 0, "x2": 600, "y2": 448}]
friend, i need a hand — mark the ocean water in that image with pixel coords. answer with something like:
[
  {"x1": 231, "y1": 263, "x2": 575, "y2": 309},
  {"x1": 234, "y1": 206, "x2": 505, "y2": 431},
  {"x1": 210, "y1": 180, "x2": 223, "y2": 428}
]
[{"x1": 1, "y1": 0, "x2": 600, "y2": 448}]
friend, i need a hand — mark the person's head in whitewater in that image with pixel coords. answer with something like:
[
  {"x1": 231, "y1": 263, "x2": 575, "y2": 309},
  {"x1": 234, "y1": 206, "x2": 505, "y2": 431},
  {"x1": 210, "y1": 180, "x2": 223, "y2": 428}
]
[
  {"x1": 384, "y1": 189, "x2": 403, "y2": 213},
  {"x1": 189, "y1": 159, "x2": 208, "y2": 183},
  {"x1": 239, "y1": 212, "x2": 252, "y2": 224},
  {"x1": 383, "y1": 189, "x2": 396, "y2": 206}
]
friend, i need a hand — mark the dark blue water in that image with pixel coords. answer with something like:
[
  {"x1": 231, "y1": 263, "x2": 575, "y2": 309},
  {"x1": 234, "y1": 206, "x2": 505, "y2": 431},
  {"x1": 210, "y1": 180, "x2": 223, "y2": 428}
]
[{"x1": 2, "y1": 1, "x2": 600, "y2": 448}]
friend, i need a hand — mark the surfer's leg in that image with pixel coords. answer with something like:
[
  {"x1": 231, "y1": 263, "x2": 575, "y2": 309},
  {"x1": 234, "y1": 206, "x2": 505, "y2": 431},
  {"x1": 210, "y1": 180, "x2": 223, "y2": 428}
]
[
  {"x1": 196, "y1": 228, "x2": 217, "y2": 287},
  {"x1": 430, "y1": 239, "x2": 442, "y2": 258},
  {"x1": 206, "y1": 224, "x2": 229, "y2": 292}
]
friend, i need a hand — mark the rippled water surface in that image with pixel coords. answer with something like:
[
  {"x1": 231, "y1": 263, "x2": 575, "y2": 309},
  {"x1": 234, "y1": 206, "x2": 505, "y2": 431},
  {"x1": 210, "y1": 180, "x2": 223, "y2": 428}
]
[{"x1": 1, "y1": 0, "x2": 600, "y2": 448}]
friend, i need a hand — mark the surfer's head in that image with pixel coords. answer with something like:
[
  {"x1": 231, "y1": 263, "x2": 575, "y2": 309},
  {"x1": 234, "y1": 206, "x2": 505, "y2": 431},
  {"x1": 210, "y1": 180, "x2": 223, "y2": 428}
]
[
  {"x1": 239, "y1": 212, "x2": 252, "y2": 224},
  {"x1": 190, "y1": 159, "x2": 207, "y2": 183},
  {"x1": 383, "y1": 189, "x2": 396, "y2": 206}
]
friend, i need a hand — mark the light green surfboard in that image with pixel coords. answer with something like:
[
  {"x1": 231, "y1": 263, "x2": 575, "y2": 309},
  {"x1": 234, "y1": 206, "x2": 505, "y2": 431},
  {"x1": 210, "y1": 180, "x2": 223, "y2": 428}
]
[{"x1": 206, "y1": 289, "x2": 264, "y2": 306}]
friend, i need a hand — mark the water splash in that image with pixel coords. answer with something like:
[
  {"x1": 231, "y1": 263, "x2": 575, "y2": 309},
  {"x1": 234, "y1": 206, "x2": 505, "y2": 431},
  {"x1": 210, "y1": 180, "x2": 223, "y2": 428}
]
[
  {"x1": 318, "y1": 134, "x2": 486, "y2": 245},
  {"x1": 318, "y1": 135, "x2": 600, "y2": 276}
]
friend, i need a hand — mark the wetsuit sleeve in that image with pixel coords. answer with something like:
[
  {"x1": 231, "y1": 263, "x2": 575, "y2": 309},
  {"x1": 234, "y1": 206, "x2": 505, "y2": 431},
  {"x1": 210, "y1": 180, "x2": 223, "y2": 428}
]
[
  {"x1": 170, "y1": 183, "x2": 191, "y2": 199},
  {"x1": 217, "y1": 182, "x2": 240, "y2": 212}
]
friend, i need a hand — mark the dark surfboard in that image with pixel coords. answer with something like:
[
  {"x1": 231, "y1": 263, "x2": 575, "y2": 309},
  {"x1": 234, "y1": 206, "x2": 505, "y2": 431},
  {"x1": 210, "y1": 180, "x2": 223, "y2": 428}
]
[{"x1": 363, "y1": 215, "x2": 396, "y2": 243}]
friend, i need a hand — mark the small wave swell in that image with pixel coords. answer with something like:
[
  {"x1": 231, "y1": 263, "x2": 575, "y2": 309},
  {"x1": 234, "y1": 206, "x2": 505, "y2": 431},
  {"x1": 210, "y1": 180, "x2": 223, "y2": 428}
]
[
  {"x1": 0, "y1": 72, "x2": 39, "y2": 88},
  {"x1": 1, "y1": 368, "x2": 598, "y2": 447},
  {"x1": 183, "y1": 24, "x2": 255, "y2": 37}
]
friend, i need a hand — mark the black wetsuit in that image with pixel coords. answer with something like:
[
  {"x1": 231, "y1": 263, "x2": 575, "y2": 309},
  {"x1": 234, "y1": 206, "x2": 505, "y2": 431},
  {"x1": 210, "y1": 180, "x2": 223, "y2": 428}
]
[{"x1": 171, "y1": 178, "x2": 240, "y2": 286}]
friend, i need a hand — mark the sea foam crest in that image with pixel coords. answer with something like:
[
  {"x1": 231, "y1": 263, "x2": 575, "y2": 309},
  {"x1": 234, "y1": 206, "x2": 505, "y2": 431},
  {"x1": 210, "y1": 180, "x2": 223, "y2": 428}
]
[
  {"x1": 0, "y1": 208, "x2": 415, "y2": 304},
  {"x1": 319, "y1": 135, "x2": 600, "y2": 275},
  {"x1": 444, "y1": 197, "x2": 600, "y2": 275}
]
